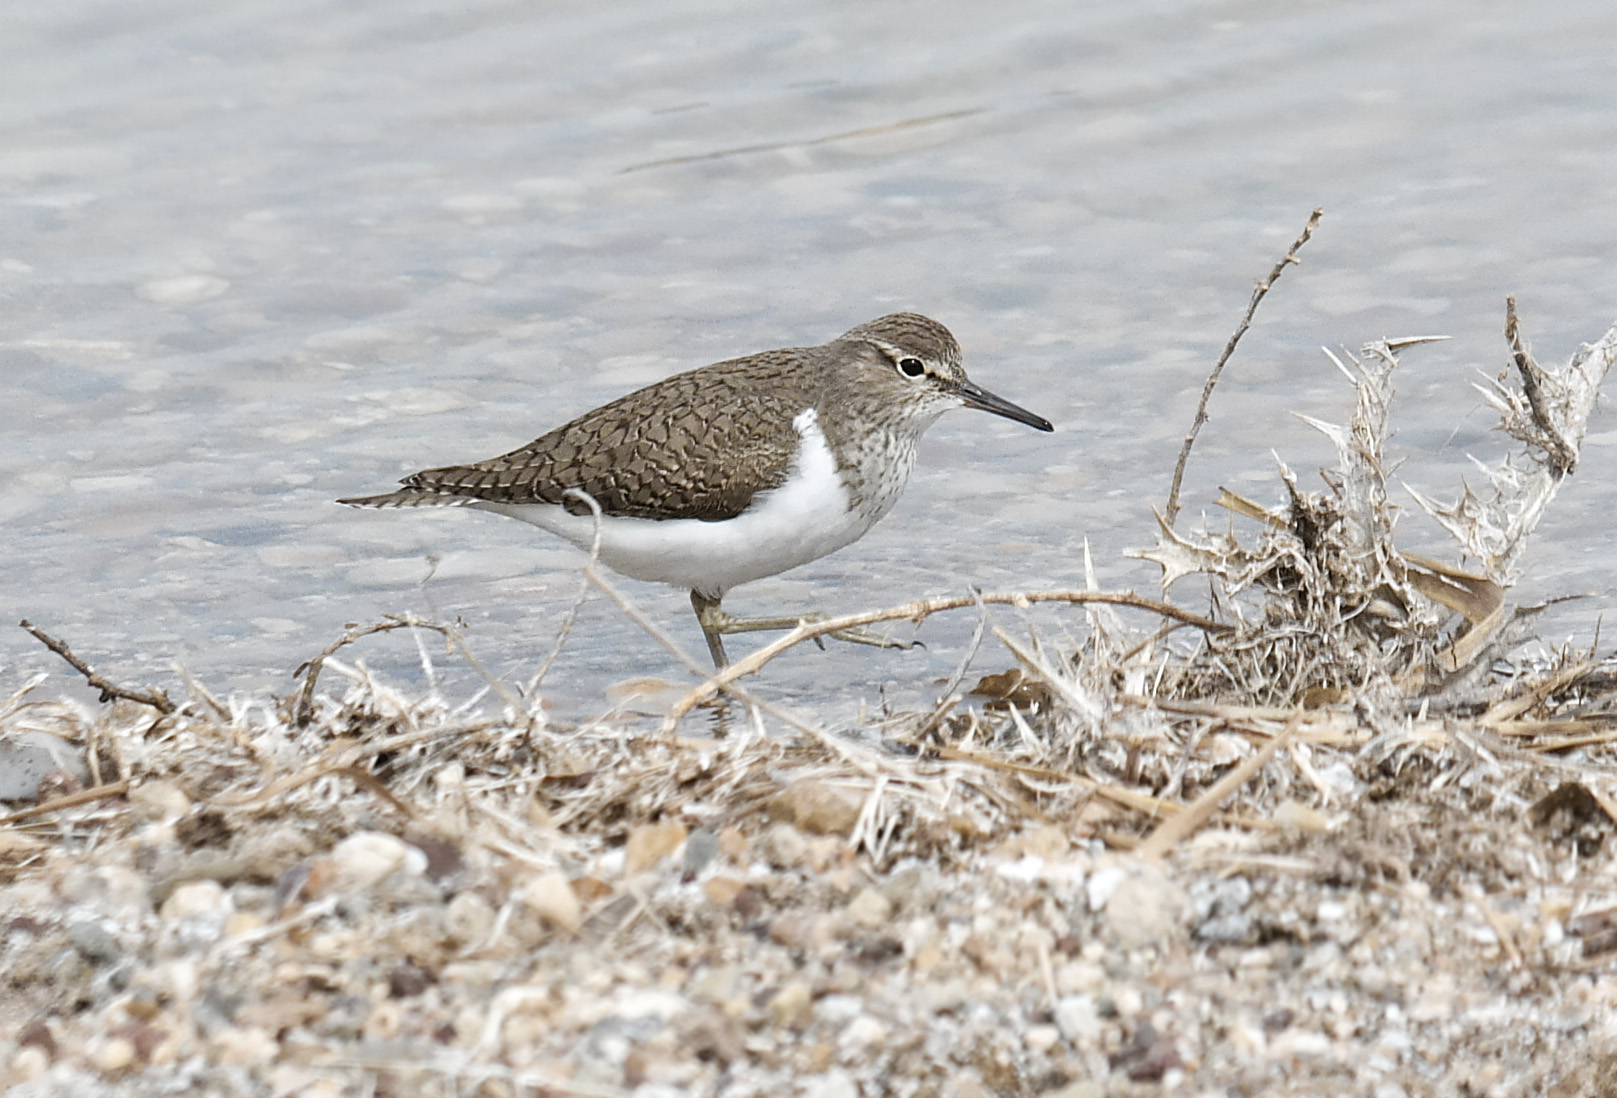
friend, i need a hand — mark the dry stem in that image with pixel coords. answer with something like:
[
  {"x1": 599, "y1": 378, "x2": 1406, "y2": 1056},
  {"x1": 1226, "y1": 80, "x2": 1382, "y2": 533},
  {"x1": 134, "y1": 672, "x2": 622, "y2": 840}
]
[
  {"x1": 661, "y1": 588, "x2": 1226, "y2": 725},
  {"x1": 1165, "y1": 208, "x2": 1323, "y2": 526},
  {"x1": 18, "y1": 619, "x2": 174, "y2": 714}
]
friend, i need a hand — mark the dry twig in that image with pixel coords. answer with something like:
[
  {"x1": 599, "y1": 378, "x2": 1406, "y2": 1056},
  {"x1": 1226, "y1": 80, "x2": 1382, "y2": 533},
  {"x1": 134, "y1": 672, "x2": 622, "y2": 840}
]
[
  {"x1": 1165, "y1": 208, "x2": 1323, "y2": 526},
  {"x1": 0, "y1": 779, "x2": 133, "y2": 826},
  {"x1": 1135, "y1": 716, "x2": 1299, "y2": 862},
  {"x1": 661, "y1": 588, "x2": 1225, "y2": 724},
  {"x1": 18, "y1": 619, "x2": 174, "y2": 714}
]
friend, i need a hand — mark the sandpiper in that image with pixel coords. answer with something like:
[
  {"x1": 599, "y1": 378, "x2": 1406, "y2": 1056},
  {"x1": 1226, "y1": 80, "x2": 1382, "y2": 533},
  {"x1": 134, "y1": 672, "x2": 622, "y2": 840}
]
[{"x1": 339, "y1": 313, "x2": 1053, "y2": 667}]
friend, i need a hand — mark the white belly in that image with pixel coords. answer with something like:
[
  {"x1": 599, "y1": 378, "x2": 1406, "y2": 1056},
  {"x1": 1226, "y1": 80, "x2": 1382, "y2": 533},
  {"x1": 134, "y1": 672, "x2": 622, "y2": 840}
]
[{"x1": 471, "y1": 408, "x2": 890, "y2": 597}]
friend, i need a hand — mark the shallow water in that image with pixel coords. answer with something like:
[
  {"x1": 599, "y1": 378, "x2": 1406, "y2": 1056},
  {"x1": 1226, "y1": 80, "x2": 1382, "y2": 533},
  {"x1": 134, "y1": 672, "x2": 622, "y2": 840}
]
[{"x1": 6, "y1": 0, "x2": 1617, "y2": 721}]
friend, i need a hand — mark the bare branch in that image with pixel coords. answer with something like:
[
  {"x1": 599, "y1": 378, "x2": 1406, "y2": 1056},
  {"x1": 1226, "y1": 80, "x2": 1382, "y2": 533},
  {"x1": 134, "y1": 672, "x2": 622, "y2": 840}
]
[
  {"x1": 19, "y1": 620, "x2": 174, "y2": 714},
  {"x1": 1166, "y1": 208, "x2": 1323, "y2": 526}
]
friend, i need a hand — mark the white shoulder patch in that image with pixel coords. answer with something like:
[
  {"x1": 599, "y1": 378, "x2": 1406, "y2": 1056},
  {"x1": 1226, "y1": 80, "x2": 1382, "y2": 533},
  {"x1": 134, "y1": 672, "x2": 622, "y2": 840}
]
[{"x1": 792, "y1": 406, "x2": 819, "y2": 435}]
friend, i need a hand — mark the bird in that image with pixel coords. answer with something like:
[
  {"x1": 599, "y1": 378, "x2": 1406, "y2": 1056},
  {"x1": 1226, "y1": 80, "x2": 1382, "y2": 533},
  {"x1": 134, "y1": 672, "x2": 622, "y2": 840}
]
[{"x1": 339, "y1": 313, "x2": 1053, "y2": 667}]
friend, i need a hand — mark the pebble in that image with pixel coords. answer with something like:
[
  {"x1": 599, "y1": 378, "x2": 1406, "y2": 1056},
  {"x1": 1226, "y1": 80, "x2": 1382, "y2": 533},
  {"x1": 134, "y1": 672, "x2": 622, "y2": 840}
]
[
  {"x1": 761, "y1": 822, "x2": 810, "y2": 869},
  {"x1": 1023, "y1": 1024, "x2": 1061, "y2": 1053},
  {"x1": 519, "y1": 871, "x2": 582, "y2": 934},
  {"x1": 160, "y1": 880, "x2": 229, "y2": 921},
  {"x1": 624, "y1": 820, "x2": 687, "y2": 876},
  {"x1": 816, "y1": 994, "x2": 864, "y2": 1025},
  {"x1": 767, "y1": 981, "x2": 813, "y2": 1028},
  {"x1": 798, "y1": 1069, "x2": 859, "y2": 1098},
  {"x1": 444, "y1": 890, "x2": 496, "y2": 947},
  {"x1": 682, "y1": 827, "x2": 720, "y2": 877},
  {"x1": 703, "y1": 876, "x2": 746, "y2": 907},
  {"x1": 1112, "y1": 985, "x2": 1145, "y2": 1018},
  {"x1": 139, "y1": 959, "x2": 199, "y2": 1003},
  {"x1": 1270, "y1": 1029, "x2": 1333, "y2": 1058},
  {"x1": 209, "y1": 1025, "x2": 279, "y2": 1065},
  {"x1": 768, "y1": 911, "x2": 833, "y2": 952},
  {"x1": 1044, "y1": 1082, "x2": 1106, "y2": 1098},
  {"x1": 770, "y1": 781, "x2": 861, "y2": 835},
  {"x1": 1103, "y1": 863, "x2": 1184, "y2": 949},
  {"x1": 327, "y1": 832, "x2": 427, "y2": 892},
  {"x1": 1055, "y1": 960, "x2": 1107, "y2": 997},
  {"x1": 839, "y1": 1014, "x2": 889, "y2": 1048},
  {"x1": 1054, "y1": 996, "x2": 1102, "y2": 1045},
  {"x1": 1086, "y1": 864, "x2": 1126, "y2": 911},
  {"x1": 127, "y1": 780, "x2": 191, "y2": 822},
  {"x1": 691, "y1": 963, "x2": 740, "y2": 1003},
  {"x1": 66, "y1": 920, "x2": 121, "y2": 965},
  {"x1": 1274, "y1": 798, "x2": 1330, "y2": 832},
  {"x1": 1197, "y1": 913, "x2": 1253, "y2": 942},
  {"x1": 10, "y1": 1044, "x2": 49, "y2": 1081},
  {"x1": 88, "y1": 1035, "x2": 136, "y2": 1073},
  {"x1": 919, "y1": 978, "x2": 970, "y2": 1015},
  {"x1": 615, "y1": 988, "x2": 689, "y2": 1022},
  {"x1": 844, "y1": 886, "x2": 893, "y2": 929}
]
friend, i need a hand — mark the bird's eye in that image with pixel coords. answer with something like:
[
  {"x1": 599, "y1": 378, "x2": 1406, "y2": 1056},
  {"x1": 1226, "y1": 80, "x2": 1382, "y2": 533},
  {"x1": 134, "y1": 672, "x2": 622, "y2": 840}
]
[{"x1": 896, "y1": 357, "x2": 926, "y2": 378}]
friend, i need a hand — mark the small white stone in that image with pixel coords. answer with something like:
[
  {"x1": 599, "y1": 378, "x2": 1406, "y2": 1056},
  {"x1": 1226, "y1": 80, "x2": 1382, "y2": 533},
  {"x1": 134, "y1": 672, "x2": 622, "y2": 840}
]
[
  {"x1": 1055, "y1": 960, "x2": 1107, "y2": 997},
  {"x1": 1103, "y1": 863, "x2": 1184, "y2": 949},
  {"x1": 1086, "y1": 864, "x2": 1126, "y2": 911},
  {"x1": 919, "y1": 978, "x2": 970, "y2": 1015},
  {"x1": 1054, "y1": 996, "x2": 1101, "y2": 1045},
  {"x1": 89, "y1": 1035, "x2": 137, "y2": 1072},
  {"x1": 816, "y1": 994, "x2": 865, "y2": 1025},
  {"x1": 10, "y1": 1043, "x2": 48, "y2": 1080},
  {"x1": 89, "y1": 866, "x2": 155, "y2": 919},
  {"x1": 128, "y1": 780, "x2": 190, "y2": 822},
  {"x1": 1270, "y1": 1029, "x2": 1332, "y2": 1058},
  {"x1": 1024, "y1": 1023, "x2": 1061, "y2": 1053},
  {"x1": 1274, "y1": 799, "x2": 1330, "y2": 832},
  {"x1": 798, "y1": 1069, "x2": 859, "y2": 1098},
  {"x1": 845, "y1": 886, "x2": 893, "y2": 929},
  {"x1": 761, "y1": 822, "x2": 809, "y2": 868},
  {"x1": 329, "y1": 832, "x2": 426, "y2": 892},
  {"x1": 143, "y1": 959, "x2": 200, "y2": 1002},
  {"x1": 613, "y1": 988, "x2": 688, "y2": 1022},
  {"x1": 160, "y1": 879, "x2": 229, "y2": 921},
  {"x1": 840, "y1": 1014, "x2": 889, "y2": 1048},
  {"x1": 519, "y1": 871, "x2": 581, "y2": 933}
]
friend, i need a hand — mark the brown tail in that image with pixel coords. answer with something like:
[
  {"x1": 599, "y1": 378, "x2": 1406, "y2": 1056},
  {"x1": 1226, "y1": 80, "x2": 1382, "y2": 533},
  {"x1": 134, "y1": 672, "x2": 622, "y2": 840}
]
[{"x1": 336, "y1": 489, "x2": 472, "y2": 509}]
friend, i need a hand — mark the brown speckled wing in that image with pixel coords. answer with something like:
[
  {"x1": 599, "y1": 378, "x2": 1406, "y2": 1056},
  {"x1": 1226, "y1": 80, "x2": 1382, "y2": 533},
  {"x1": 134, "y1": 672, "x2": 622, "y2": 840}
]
[{"x1": 401, "y1": 351, "x2": 819, "y2": 522}]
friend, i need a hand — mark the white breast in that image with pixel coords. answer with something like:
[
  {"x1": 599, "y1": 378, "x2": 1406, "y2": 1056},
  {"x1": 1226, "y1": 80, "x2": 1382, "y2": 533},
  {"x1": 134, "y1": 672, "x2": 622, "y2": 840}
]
[{"x1": 471, "y1": 408, "x2": 890, "y2": 597}]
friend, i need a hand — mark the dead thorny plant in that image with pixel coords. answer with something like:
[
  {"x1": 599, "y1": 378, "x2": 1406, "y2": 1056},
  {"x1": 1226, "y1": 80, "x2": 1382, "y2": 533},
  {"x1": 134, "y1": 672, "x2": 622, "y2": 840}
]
[{"x1": 1131, "y1": 307, "x2": 1616, "y2": 717}]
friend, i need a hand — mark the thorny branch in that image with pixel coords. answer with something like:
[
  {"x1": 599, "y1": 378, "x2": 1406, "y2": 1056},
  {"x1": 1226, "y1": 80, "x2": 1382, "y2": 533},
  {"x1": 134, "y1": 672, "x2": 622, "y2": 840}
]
[{"x1": 1505, "y1": 295, "x2": 1577, "y2": 475}]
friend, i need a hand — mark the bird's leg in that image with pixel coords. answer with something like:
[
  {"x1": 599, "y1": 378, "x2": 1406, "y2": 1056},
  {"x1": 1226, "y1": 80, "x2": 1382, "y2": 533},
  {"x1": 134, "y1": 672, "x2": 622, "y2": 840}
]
[
  {"x1": 690, "y1": 590, "x2": 731, "y2": 669},
  {"x1": 689, "y1": 590, "x2": 915, "y2": 669}
]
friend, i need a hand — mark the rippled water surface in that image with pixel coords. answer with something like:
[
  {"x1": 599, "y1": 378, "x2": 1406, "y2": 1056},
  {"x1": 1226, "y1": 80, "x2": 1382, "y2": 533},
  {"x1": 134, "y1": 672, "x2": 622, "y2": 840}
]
[{"x1": 6, "y1": 0, "x2": 1617, "y2": 718}]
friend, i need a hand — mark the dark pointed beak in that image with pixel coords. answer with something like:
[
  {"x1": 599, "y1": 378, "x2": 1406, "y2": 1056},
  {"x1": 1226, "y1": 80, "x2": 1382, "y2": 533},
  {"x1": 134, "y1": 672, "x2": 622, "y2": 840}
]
[{"x1": 957, "y1": 378, "x2": 1054, "y2": 432}]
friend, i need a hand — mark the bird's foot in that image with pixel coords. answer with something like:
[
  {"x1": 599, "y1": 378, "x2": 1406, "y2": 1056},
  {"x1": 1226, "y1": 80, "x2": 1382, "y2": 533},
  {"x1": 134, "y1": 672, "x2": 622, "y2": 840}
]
[
  {"x1": 821, "y1": 622, "x2": 918, "y2": 652},
  {"x1": 690, "y1": 592, "x2": 917, "y2": 668}
]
